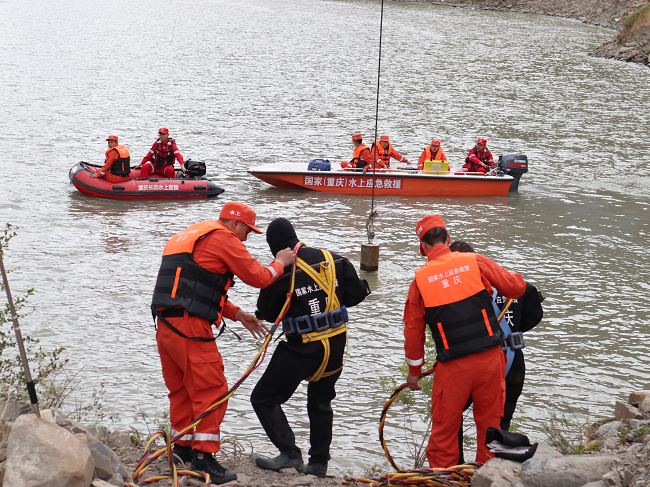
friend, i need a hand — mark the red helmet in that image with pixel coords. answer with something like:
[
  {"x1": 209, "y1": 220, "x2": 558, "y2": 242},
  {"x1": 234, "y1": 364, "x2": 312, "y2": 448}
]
[
  {"x1": 106, "y1": 135, "x2": 118, "y2": 141},
  {"x1": 352, "y1": 133, "x2": 362, "y2": 141},
  {"x1": 477, "y1": 138, "x2": 487, "y2": 145}
]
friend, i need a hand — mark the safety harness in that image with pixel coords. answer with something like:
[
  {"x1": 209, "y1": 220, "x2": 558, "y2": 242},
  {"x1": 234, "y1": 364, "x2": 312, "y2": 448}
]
[{"x1": 281, "y1": 247, "x2": 348, "y2": 382}]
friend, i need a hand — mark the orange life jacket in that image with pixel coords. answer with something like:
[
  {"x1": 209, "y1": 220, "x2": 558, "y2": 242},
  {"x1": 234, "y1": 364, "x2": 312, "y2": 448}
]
[
  {"x1": 105, "y1": 145, "x2": 131, "y2": 176},
  {"x1": 351, "y1": 144, "x2": 370, "y2": 169},
  {"x1": 373, "y1": 142, "x2": 395, "y2": 168},
  {"x1": 424, "y1": 145, "x2": 445, "y2": 161},
  {"x1": 151, "y1": 221, "x2": 234, "y2": 327},
  {"x1": 414, "y1": 251, "x2": 503, "y2": 362}
]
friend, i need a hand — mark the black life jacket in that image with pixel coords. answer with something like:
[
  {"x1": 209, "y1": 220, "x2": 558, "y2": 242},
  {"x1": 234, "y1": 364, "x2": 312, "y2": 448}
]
[
  {"x1": 415, "y1": 252, "x2": 505, "y2": 363},
  {"x1": 151, "y1": 221, "x2": 233, "y2": 325},
  {"x1": 108, "y1": 145, "x2": 131, "y2": 176}
]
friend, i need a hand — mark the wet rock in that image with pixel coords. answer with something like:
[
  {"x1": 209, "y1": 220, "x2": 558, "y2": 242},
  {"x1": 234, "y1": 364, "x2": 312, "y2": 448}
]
[
  {"x1": 0, "y1": 397, "x2": 32, "y2": 423},
  {"x1": 615, "y1": 402, "x2": 643, "y2": 421},
  {"x1": 3, "y1": 414, "x2": 94, "y2": 487},
  {"x1": 521, "y1": 454, "x2": 617, "y2": 487},
  {"x1": 106, "y1": 430, "x2": 131, "y2": 449},
  {"x1": 471, "y1": 457, "x2": 522, "y2": 487}
]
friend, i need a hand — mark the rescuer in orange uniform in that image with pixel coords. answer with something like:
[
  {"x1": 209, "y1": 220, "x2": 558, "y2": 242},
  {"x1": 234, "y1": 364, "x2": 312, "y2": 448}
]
[
  {"x1": 341, "y1": 133, "x2": 374, "y2": 171},
  {"x1": 417, "y1": 139, "x2": 448, "y2": 171},
  {"x1": 134, "y1": 128, "x2": 185, "y2": 178},
  {"x1": 403, "y1": 215, "x2": 525, "y2": 468},
  {"x1": 463, "y1": 138, "x2": 494, "y2": 174},
  {"x1": 91, "y1": 135, "x2": 131, "y2": 182},
  {"x1": 368, "y1": 135, "x2": 410, "y2": 170},
  {"x1": 151, "y1": 202, "x2": 295, "y2": 483}
]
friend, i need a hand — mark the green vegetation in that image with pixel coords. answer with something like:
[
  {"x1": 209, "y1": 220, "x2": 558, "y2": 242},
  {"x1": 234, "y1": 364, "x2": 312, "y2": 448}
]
[
  {"x1": 619, "y1": 3, "x2": 650, "y2": 42},
  {"x1": 618, "y1": 427, "x2": 631, "y2": 442},
  {"x1": 1, "y1": 223, "x2": 119, "y2": 426},
  {"x1": 624, "y1": 4, "x2": 650, "y2": 30},
  {"x1": 639, "y1": 426, "x2": 649, "y2": 436}
]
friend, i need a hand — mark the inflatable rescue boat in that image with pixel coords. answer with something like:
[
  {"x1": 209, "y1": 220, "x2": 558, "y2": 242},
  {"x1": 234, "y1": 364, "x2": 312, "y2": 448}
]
[
  {"x1": 69, "y1": 161, "x2": 225, "y2": 200},
  {"x1": 249, "y1": 154, "x2": 528, "y2": 197}
]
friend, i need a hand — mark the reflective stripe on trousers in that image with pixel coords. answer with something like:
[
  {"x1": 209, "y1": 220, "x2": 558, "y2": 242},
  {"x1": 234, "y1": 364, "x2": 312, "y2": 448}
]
[
  {"x1": 171, "y1": 428, "x2": 194, "y2": 442},
  {"x1": 194, "y1": 432, "x2": 221, "y2": 442}
]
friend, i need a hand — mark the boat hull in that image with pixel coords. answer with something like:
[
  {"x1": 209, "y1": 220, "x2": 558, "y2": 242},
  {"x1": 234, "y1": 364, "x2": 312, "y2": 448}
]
[
  {"x1": 250, "y1": 163, "x2": 514, "y2": 197},
  {"x1": 69, "y1": 162, "x2": 225, "y2": 200}
]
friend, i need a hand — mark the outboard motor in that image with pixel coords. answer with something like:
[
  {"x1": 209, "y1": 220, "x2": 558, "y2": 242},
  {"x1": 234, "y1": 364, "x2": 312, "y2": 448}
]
[
  {"x1": 308, "y1": 159, "x2": 331, "y2": 171},
  {"x1": 498, "y1": 154, "x2": 528, "y2": 192},
  {"x1": 186, "y1": 159, "x2": 206, "y2": 178}
]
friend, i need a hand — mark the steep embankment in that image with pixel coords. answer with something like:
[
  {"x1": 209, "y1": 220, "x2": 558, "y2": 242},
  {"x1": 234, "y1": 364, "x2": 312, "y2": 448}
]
[{"x1": 402, "y1": 0, "x2": 650, "y2": 68}]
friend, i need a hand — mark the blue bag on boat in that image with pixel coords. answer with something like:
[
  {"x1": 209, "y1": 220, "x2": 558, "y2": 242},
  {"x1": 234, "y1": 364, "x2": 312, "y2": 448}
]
[{"x1": 308, "y1": 159, "x2": 331, "y2": 171}]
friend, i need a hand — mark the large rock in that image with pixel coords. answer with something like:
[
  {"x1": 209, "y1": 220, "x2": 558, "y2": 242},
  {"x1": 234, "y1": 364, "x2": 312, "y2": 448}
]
[
  {"x1": 88, "y1": 439, "x2": 132, "y2": 483},
  {"x1": 615, "y1": 402, "x2": 643, "y2": 421},
  {"x1": 638, "y1": 397, "x2": 650, "y2": 413},
  {"x1": 106, "y1": 430, "x2": 131, "y2": 449},
  {"x1": 628, "y1": 392, "x2": 650, "y2": 405},
  {"x1": 521, "y1": 455, "x2": 617, "y2": 487},
  {"x1": 3, "y1": 414, "x2": 94, "y2": 487},
  {"x1": 0, "y1": 397, "x2": 32, "y2": 423},
  {"x1": 471, "y1": 458, "x2": 522, "y2": 487},
  {"x1": 41, "y1": 408, "x2": 89, "y2": 436}
]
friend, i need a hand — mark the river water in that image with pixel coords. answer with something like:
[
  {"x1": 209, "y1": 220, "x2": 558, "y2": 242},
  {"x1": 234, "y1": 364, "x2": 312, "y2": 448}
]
[{"x1": 2, "y1": 0, "x2": 650, "y2": 474}]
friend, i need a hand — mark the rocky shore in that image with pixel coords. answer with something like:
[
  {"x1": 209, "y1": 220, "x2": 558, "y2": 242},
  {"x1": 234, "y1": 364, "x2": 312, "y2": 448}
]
[
  {"x1": 2, "y1": 392, "x2": 650, "y2": 487},
  {"x1": 398, "y1": 0, "x2": 650, "y2": 68},
  {"x1": 472, "y1": 390, "x2": 650, "y2": 487}
]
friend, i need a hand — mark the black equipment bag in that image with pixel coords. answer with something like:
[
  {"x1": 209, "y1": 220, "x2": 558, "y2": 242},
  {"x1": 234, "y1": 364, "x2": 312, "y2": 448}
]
[{"x1": 186, "y1": 159, "x2": 207, "y2": 177}]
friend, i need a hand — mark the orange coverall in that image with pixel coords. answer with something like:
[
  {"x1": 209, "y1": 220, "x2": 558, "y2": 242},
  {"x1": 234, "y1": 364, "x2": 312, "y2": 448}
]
[
  {"x1": 157, "y1": 222, "x2": 285, "y2": 453},
  {"x1": 96, "y1": 148, "x2": 129, "y2": 183},
  {"x1": 403, "y1": 245, "x2": 525, "y2": 467}
]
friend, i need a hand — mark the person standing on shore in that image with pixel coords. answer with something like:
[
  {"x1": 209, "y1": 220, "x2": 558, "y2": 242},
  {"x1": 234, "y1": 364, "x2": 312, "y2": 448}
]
[
  {"x1": 251, "y1": 218, "x2": 370, "y2": 478},
  {"x1": 150, "y1": 202, "x2": 295, "y2": 483},
  {"x1": 448, "y1": 241, "x2": 544, "y2": 464},
  {"x1": 403, "y1": 215, "x2": 526, "y2": 468}
]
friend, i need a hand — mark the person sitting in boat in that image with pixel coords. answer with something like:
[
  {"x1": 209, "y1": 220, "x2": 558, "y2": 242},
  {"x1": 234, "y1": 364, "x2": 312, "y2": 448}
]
[
  {"x1": 370, "y1": 135, "x2": 410, "y2": 169},
  {"x1": 417, "y1": 139, "x2": 448, "y2": 171},
  {"x1": 341, "y1": 133, "x2": 374, "y2": 172},
  {"x1": 133, "y1": 128, "x2": 185, "y2": 178},
  {"x1": 463, "y1": 138, "x2": 495, "y2": 174},
  {"x1": 91, "y1": 135, "x2": 131, "y2": 183}
]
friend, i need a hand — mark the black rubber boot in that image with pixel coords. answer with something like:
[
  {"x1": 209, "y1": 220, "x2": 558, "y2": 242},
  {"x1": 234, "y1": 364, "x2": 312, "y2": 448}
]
[
  {"x1": 254, "y1": 452, "x2": 304, "y2": 472},
  {"x1": 172, "y1": 444, "x2": 193, "y2": 467},
  {"x1": 304, "y1": 461, "x2": 328, "y2": 478},
  {"x1": 191, "y1": 450, "x2": 237, "y2": 484}
]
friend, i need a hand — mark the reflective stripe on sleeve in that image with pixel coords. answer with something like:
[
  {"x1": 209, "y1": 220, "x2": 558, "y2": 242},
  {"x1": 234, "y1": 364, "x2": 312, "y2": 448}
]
[
  {"x1": 266, "y1": 265, "x2": 278, "y2": 279},
  {"x1": 405, "y1": 356, "x2": 424, "y2": 366},
  {"x1": 170, "y1": 429, "x2": 193, "y2": 441},
  {"x1": 193, "y1": 432, "x2": 220, "y2": 442}
]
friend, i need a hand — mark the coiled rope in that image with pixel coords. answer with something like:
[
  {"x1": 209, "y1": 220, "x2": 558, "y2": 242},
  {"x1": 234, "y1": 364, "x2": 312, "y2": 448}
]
[
  {"x1": 128, "y1": 244, "x2": 301, "y2": 487},
  {"x1": 375, "y1": 299, "x2": 514, "y2": 482},
  {"x1": 343, "y1": 464, "x2": 482, "y2": 487}
]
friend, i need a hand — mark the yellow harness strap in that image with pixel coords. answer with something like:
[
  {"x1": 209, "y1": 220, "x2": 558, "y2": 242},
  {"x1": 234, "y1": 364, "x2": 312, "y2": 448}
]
[{"x1": 295, "y1": 249, "x2": 347, "y2": 382}]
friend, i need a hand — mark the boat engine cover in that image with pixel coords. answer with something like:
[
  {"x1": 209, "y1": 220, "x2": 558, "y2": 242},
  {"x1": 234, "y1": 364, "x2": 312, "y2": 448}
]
[
  {"x1": 186, "y1": 159, "x2": 207, "y2": 177},
  {"x1": 308, "y1": 159, "x2": 331, "y2": 171},
  {"x1": 498, "y1": 154, "x2": 528, "y2": 192}
]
